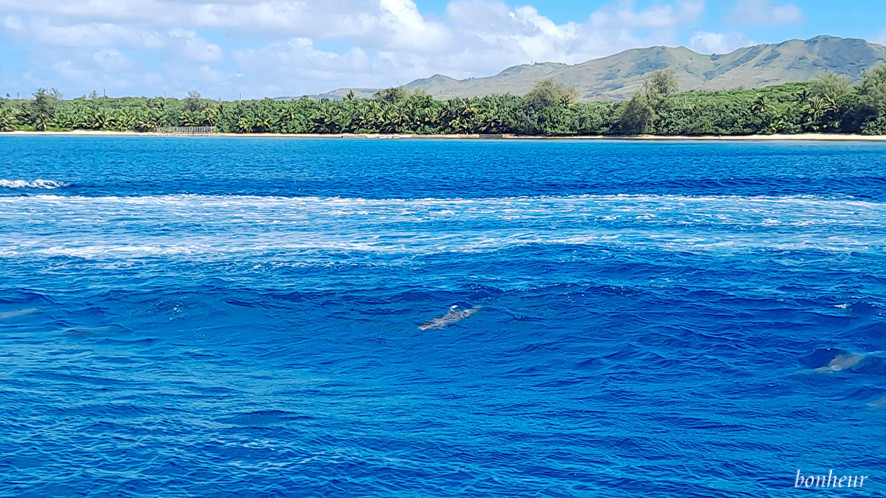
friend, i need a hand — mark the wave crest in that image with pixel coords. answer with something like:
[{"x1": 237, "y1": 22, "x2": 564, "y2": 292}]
[{"x1": 0, "y1": 179, "x2": 67, "y2": 189}]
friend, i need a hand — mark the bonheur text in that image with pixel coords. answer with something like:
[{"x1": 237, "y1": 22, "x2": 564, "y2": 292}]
[{"x1": 795, "y1": 470, "x2": 869, "y2": 488}]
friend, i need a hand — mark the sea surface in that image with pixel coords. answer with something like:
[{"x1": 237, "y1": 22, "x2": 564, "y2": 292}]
[{"x1": 1, "y1": 136, "x2": 885, "y2": 497}]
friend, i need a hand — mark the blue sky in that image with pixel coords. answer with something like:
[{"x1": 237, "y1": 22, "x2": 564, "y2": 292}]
[{"x1": 0, "y1": 0, "x2": 884, "y2": 100}]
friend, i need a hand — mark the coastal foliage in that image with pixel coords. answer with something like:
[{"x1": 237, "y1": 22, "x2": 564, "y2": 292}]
[{"x1": 2, "y1": 65, "x2": 886, "y2": 136}]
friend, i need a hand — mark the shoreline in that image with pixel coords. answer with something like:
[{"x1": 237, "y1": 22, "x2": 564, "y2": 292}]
[{"x1": 2, "y1": 130, "x2": 886, "y2": 141}]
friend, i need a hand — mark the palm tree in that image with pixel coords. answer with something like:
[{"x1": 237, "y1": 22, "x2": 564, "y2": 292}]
[
  {"x1": 180, "y1": 109, "x2": 204, "y2": 127},
  {"x1": 236, "y1": 117, "x2": 252, "y2": 133},
  {"x1": 751, "y1": 94, "x2": 771, "y2": 115},
  {"x1": 312, "y1": 101, "x2": 340, "y2": 133},
  {"x1": 0, "y1": 106, "x2": 18, "y2": 131},
  {"x1": 114, "y1": 108, "x2": 137, "y2": 131},
  {"x1": 201, "y1": 106, "x2": 219, "y2": 126},
  {"x1": 795, "y1": 89, "x2": 811, "y2": 105},
  {"x1": 803, "y1": 95, "x2": 840, "y2": 132},
  {"x1": 92, "y1": 109, "x2": 111, "y2": 130},
  {"x1": 135, "y1": 109, "x2": 163, "y2": 132}
]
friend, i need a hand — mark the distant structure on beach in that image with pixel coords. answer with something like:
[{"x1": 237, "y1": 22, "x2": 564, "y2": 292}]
[{"x1": 155, "y1": 126, "x2": 217, "y2": 135}]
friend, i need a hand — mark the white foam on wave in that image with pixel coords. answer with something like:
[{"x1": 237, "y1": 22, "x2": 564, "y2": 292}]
[
  {"x1": 4, "y1": 227, "x2": 878, "y2": 261},
  {"x1": 0, "y1": 192, "x2": 881, "y2": 203},
  {"x1": 2, "y1": 192, "x2": 884, "y2": 261},
  {"x1": 0, "y1": 179, "x2": 67, "y2": 189},
  {"x1": 2, "y1": 193, "x2": 883, "y2": 228},
  {"x1": 3, "y1": 194, "x2": 883, "y2": 229},
  {"x1": 34, "y1": 245, "x2": 203, "y2": 258}
]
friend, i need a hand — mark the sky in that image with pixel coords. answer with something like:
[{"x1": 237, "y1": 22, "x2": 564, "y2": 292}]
[{"x1": 1, "y1": 0, "x2": 885, "y2": 100}]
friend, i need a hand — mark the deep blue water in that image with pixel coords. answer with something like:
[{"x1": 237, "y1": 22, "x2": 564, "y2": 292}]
[{"x1": 1, "y1": 136, "x2": 885, "y2": 496}]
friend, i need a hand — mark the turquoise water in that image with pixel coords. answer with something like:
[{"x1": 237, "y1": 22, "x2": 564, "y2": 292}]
[{"x1": 1, "y1": 137, "x2": 885, "y2": 496}]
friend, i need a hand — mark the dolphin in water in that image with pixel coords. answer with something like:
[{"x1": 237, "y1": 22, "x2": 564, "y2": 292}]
[
  {"x1": 60, "y1": 324, "x2": 130, "y2": 337},
  {"x1": 0, "y1": 307, "x2": 39, "y2": 321},
  {"x1": 814, "y1": 353, "x2": 867, "y2": 374},
  {"x1": 419, "y1": 305, "x2": 481, "y2": 330}
]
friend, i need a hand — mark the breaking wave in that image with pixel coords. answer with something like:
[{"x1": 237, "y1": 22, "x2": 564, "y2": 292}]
[{"x1": 0, "y1": 179, "x2": 67, "y2": 189}]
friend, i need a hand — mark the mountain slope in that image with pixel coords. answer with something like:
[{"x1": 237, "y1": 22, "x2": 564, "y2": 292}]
[{"x1": 314, "y1": 36, "x2": 886, "y2": 101}]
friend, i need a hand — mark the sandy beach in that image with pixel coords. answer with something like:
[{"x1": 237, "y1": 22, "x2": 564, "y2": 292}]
[{"x1": 3, "y1": 130, "x2": 886, "y2": 141}]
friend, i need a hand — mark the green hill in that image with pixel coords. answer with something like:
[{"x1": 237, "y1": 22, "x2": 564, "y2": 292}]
[{"x1": 312, "y1": 36, "x2": 886, "y2": 101}]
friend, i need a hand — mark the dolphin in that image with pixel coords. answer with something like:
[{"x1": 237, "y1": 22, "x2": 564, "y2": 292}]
[
  {"x1": 814, "y1": 353, "x2": 866, "y2": 374},
  {"x1": 60, "y1": 324, "x2": 130, "y2": 337},
  {"x1": 418, "y1": 305, "x2": 481, "y2": 330},
  {"x1": 0, "y1": 307, "x2": 39, "y2": 321}
]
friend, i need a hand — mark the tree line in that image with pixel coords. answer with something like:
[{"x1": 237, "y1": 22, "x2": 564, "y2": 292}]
[{"x1": 2, "y1": 66, "x2": 886, "y2": 136}]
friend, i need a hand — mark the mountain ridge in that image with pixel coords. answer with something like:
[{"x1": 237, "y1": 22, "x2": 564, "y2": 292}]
[{"x1": 308, "y1": 36, "x2": 886, "y2": 101}]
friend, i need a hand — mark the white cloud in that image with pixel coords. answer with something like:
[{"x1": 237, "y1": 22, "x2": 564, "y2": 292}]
[
  {"x1": 194, "y1": 1, "x2": 380, "y2": 38},
  {"x1": 214, "y1": 0, "x2": 710, "y2": 96},
  {"x1": 875, "y1": 30, "x2": 886, "y2": 47},
  {"x1": 0, "y1": 0, "x2": 716, "y2": 98},
  {"x1": 233, "y1": 38, "x2": 374, "y2": 92},
  {"x1": 376, "y1": 0, "x2": 451, "y2": 52},
  {"x1": 726, "y1": 0, "x2": 804, "y2": 26},
  {"x1": 1, "y1": 16, "x2": 166, "y2": 48},
  {"x1": 197, "y1": 65, "x2": 226, "y2": 83},
  {"x1": 0, "y1": 0, "x2": 186, "y2": 24},
  {"x1": 0, "y1": 0, "x2": 452, "y2": 48},
  {"x1": 435, "y1": 0, "x2": 703, "y2": 73},
  {"x1": 2, "y1": 15, "x2": 23, "y2": 31},
  {"x1": 47, "y1": 56, "x2": 137, "y2": 93},
  {"x1": 0, "y1": 16, "x2": 225, "y2": 60},
  {"x1": 689, "y1": 31, "x2": 754, "y2": 54},
  {"x1": 590, "y1": 0, "x2": 705, "y2": 29},
  {"x1": 93, "y1": 49, "x2": 133, "y2": 71},
  {"x1": 446, "y1": 0, "x2": 510, "y2": 29},
  {"x1": 168, "y1": 29, "x2": 223, "y2": 62},
  {"x1": 51, "y1": 60, "x2": 95, "y2": 86}
]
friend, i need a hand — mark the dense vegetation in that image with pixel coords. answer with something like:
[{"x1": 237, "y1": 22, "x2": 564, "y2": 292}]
[{"x1": 2, "y1": 66, "x2": 886, "y2": 136}]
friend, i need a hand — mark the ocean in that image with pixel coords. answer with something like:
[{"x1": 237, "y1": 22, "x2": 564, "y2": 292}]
[{"x1": 1, "y1": 136, "x2": 885, "y2": 496}]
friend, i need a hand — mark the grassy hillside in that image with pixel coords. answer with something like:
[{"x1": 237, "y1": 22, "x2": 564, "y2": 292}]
[{"x1": 312, "y1": 36, "x2": 886, "y2": 101}]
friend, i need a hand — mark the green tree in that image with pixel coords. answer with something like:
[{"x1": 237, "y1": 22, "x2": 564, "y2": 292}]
[
  {"x1": 574, "y1": 102, "x2": 615, "y2": 135},
  {"x1": 643, "y1": 69, "x2": 679, "y2": 98},
  {"x1": 750, "y1": 94, "x2": 771, "y2": 114},
  {"x1": 3, "y1": 76, "x2": 881, "y2": 138},
  {"x1": 0, "y1": 106, "x2": 19, "y2": 131},
  {"x1": 617, "y1": 94, "x2": 655, "y2": 134},
  {"x1": 536, "y1": 106, "x2": 578, "y2": 135},
  {"x1": 373, "y1": 86, "x2": 410, "y2": 105},
  {"x1": 859, "y1": 64, "x2": 886, "y2": 110},
  {"x1": 523, "y1": 79, "x2": 577, "y2": 113},
  {"x1": 810, "y1": 71, "x2": 851, "y2": 101},
  {"x1": 185, "y1": 90, "x2": 203, "y2": 113},
  {"x1": 643, "y1": 69, "x2": 679, "y2": 119},
  {"x1": 27, "y1": 88, "x2": 61, "y2": 131},
  {"x1": 854, "y1": 64, "x2": 886, "y2": 134}
]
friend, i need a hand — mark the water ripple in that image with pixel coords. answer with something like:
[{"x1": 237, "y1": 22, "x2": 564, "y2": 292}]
[{"x1": 1, "y1": 138, "x2": 884, "y2": 496}]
